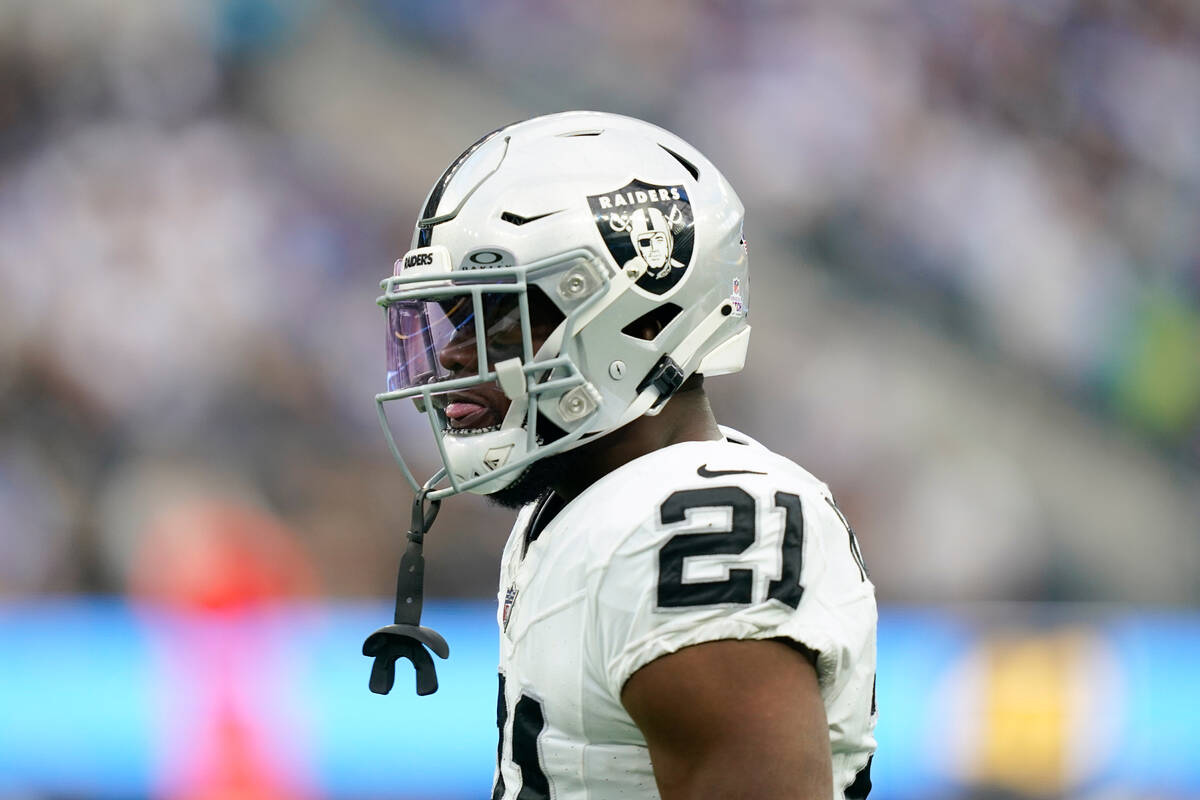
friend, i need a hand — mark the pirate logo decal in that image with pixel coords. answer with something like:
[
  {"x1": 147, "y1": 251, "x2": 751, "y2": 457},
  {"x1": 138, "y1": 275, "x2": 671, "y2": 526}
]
[{"x1": 588, "y1": 179, "x2": 694, "y2": 295}]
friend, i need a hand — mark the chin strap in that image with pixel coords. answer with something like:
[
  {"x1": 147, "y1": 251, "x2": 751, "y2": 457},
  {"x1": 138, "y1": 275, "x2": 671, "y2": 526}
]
[{"x1": 362, "y1": 491, "x2": 449, "y2": 696}]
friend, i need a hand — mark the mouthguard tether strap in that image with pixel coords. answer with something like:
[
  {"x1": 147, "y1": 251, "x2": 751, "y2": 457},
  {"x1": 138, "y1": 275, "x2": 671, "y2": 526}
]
[{"x1": 362, "y1": 492, "x2": 449, "y2": 696}]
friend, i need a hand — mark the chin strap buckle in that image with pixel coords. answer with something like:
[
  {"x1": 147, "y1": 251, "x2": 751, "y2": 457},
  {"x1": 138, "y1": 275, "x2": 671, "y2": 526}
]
[
  {"x1": 362, "y1": 492, "x2": 449, "y2": 696},
  {"x1": 637, "y1": 355, "x2": 685, "y2": 410}
]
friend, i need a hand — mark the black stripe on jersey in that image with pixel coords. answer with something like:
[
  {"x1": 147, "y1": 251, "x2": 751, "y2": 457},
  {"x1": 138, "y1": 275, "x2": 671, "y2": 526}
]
[
  {"x1": 523, "y1": 491, "x2": 565, "y2": 555},
  {"x1": 825, "y1": 496, "x2": 869, "y2": 581},
  {"x1": 417, "y1": 125, "x2": 507, "y2": 247},
  {"x1": 846, "y1": 755, "x2": 873, "y2": 799},
  {"x1": 492, "y1": 673, "x2": 507, "y2": 800}
]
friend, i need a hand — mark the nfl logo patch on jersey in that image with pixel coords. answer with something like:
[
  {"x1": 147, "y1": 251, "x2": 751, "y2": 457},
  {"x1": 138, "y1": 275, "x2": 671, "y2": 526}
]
[{"x1": 503, "y1": 585, "x2": 518, "y2": 631}]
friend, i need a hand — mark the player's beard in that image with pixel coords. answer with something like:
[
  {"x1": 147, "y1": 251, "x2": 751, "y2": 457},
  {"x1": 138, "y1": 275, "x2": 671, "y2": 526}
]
[
  {"x1": 484, "y1": 417, "x2": 580, "y2": 510},
  {"x1": 485, "y1": 446, "x2": 578, "y2": 510}
]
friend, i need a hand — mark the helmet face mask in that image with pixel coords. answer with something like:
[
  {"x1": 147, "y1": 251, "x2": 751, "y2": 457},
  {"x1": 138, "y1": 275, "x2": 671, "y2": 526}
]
[
  {"x1": 375, "y1": 112, "x2": 751, "y2": 500},
  {"x1": 386, "y1": 291, "x2": 540, "y2": 395}
]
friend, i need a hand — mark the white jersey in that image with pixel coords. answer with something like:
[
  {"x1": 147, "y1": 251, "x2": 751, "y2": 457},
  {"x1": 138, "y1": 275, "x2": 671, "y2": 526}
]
[{"x1": 492, "y1": 428, "x2": 877, "y2": 799}]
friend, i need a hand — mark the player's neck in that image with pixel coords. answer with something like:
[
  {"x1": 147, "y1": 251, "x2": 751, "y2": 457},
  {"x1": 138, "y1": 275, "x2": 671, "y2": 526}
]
[{"x1": 552, "y1": 386, "x2": 723, "y2": 502}]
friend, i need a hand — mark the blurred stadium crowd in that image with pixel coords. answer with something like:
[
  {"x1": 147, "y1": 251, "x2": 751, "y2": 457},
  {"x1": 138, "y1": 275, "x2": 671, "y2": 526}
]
[{"x1": 0, "y1": 0, "x2": 1198, "y2": 609}]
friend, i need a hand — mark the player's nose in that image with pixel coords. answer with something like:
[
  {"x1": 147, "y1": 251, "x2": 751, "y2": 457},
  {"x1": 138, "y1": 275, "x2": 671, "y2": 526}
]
[{"x1": 438, "y1": 330, "x2": 478, "y2": 376}]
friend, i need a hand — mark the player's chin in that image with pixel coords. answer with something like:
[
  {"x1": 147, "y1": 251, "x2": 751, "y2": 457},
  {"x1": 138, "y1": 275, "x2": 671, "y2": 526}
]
[
  {"x1": 485, "y1": 448, "x2": 567, "y2": 509},
  {"x1": 482, "y1": 416, "x2": 573, "y2": 509},
  {"x1": 484, "y1": 465, "x2": 543, "y2": 509}
]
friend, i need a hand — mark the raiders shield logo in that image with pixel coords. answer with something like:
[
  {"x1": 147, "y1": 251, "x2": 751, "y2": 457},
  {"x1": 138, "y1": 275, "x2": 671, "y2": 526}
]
[{"x1": 588, "y1": 179, "x2": 695, "y2": 295}]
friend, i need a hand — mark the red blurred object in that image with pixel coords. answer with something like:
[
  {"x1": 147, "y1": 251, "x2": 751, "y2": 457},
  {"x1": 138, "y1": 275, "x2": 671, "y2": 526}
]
[
  {"x1": 131, "y1": 502, "x2": 318, "y2": 610},
  {"x1": 132, "y1": 500, "x2": 319, "y2": 799}
]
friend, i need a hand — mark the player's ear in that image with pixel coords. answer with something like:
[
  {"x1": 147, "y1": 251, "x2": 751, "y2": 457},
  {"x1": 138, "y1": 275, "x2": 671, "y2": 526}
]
[{"x1": 634, "y1": 321, "x2": 661, "y2": 340}]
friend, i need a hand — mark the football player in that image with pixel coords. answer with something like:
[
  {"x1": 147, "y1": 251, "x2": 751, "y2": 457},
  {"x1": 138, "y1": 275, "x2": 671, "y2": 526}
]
[{"x1": 364, "y1": 111, "x2": 877, "y2": 799}]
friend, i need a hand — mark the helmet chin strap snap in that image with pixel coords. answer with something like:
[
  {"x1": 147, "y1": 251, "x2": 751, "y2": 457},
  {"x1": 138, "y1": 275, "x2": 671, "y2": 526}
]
[
  {"x1": 362, "y1": 490, "x2": 450, "y2": 696},
  {"x1": 637, "y1": 355, "x2": 685, "y2": 411}
]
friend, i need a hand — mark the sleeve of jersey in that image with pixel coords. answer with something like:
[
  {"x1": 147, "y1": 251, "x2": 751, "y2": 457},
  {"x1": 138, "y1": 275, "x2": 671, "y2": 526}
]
[{"x1": 587, "y1": 482, "x2": 875, "y2": 701}]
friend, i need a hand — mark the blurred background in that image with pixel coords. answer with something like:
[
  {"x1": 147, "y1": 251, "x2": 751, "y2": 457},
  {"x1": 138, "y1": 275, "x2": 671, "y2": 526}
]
[{"x1": 1, "y1": 0, "x2": 1198, "y2": 797}]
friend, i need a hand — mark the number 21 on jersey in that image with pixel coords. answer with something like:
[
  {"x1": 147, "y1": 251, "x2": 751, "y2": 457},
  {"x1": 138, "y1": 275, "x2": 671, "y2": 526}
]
[{"x1": 656, "y1": 486, "x2": 806, "y2": 609}]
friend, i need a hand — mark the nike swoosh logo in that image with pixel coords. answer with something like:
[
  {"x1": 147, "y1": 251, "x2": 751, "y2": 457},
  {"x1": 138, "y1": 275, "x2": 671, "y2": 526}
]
[{"x1": 696, "y1": 464, "x2": 767, "y2": 479}]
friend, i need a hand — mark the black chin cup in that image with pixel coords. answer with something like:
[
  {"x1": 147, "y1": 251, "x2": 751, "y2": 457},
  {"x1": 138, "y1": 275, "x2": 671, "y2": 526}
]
[
  {"x1": 362, "y1": 623, "x2": 449, "y2": 696},
  {"x1": 362, "y1": 492, "x2": 447, "y2": 696}
]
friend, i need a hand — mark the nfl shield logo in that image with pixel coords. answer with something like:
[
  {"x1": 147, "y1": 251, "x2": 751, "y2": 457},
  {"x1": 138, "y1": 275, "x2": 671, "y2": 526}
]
[{"x1": 503, "y1": 586, "x2": 518, "y2": 631}]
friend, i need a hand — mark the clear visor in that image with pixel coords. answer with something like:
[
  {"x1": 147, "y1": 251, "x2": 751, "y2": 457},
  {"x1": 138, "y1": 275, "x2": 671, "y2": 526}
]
[{"x1": 385, "y1": 292, "x2": 526, "y2": 393}]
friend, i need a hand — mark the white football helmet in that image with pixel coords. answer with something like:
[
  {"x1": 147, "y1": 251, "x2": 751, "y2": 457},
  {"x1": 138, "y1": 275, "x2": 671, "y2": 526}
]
[{"x1": 377, "y1": 111, "x2": 750, "y2": 499}]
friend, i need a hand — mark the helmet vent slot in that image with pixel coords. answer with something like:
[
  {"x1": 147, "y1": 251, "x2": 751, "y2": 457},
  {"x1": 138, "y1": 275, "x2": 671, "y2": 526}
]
[
  {"x1": 500, "y1": 210, "x2": 560, "y2": 226},
  {"x1": 659, "y1": 145, "x2": 699, "y2": 181},
  {"x1": 559, "y1": 129, "x2": 603, "y2": 137},
  {"x1": 621, "y1": 303, "x2": 683, "y2": 341}
]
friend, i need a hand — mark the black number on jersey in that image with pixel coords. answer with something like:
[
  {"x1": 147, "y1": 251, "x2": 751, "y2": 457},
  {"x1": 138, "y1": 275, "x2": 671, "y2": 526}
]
[
  {"x1": 657, "y1": 488, "x2": 805, "y2": 609},
  {"x1": 493, "y1": 674, "x2": 550, "y2": 800}
]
